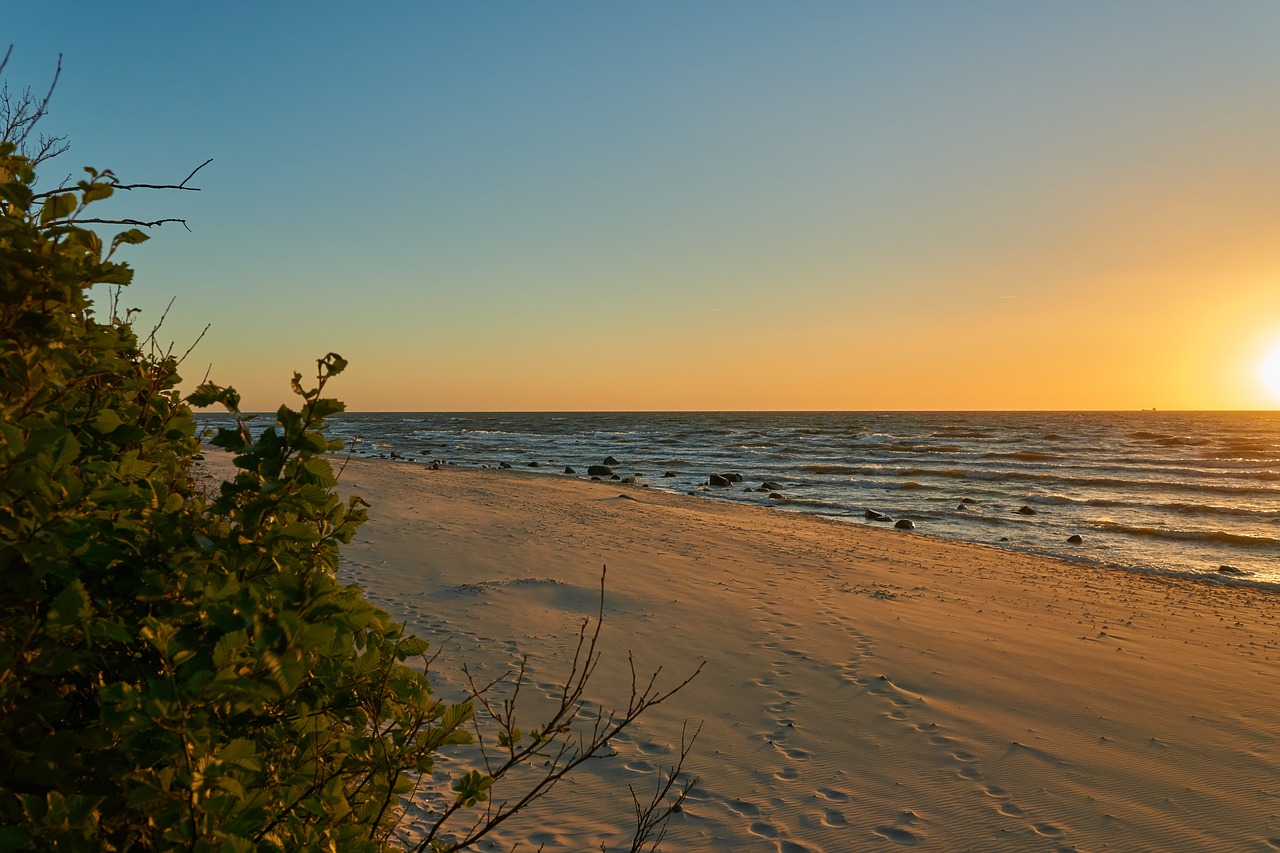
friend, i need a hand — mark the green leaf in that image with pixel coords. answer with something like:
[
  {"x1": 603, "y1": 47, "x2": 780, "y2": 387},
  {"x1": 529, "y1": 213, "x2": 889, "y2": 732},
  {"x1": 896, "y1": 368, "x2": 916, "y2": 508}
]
[
  {"x1": 47, "y1": 580, "x2": 92, "y2": 637},
  {"x1": 38, "y1": 192, "x2": 77, "y2": 224},
  {"x1": 395, "y1": 636, "x2": 430, "y2": 660},
  {"x1": 93, "y1": 408, "x2": 124, "y2": 434},
  {"x1": 110, "y1": 228, "x2": 149, "y2": 248},
  {"x1": 81, "y1": 181, "x2": 114, "y2": 204}
]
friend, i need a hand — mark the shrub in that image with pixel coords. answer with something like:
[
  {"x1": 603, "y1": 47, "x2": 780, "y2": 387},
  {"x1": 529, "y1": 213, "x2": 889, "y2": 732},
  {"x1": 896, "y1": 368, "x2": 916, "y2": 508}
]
[{"x1": 0, "y1": 144, "x2": 696, "y2": 851}]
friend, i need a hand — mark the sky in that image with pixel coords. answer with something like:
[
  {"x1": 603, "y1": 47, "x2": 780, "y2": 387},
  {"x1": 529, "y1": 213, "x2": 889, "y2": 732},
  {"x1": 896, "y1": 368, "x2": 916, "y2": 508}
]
[{"x1": 8, "y1": 2, "x2": 1280, "y2": 411}]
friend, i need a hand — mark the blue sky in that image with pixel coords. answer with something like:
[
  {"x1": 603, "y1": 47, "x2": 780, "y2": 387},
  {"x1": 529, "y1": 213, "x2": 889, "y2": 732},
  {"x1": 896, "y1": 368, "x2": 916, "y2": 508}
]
[{"x1": 9, "y1": 2, "x2": 1280, "y2": 409}]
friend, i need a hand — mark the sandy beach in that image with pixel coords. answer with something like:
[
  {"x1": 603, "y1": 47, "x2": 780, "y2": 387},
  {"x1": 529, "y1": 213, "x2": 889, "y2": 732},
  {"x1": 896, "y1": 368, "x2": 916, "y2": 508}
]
[{"x1": 206, "y1": 452, "x2": 1280, "y2": 851}]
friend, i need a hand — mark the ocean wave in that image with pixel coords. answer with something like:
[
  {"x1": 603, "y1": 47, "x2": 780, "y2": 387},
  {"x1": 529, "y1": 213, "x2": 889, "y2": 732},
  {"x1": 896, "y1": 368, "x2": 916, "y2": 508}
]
[
  {"x1": 880, "y1": 443, "x2": 965, "y2": 454},
  {"x1": 983, "y1": 451, "x2": 1059, "y2": 461},
  {"x1": 1095, "y1": 521, "x2": 1280, "y2": 548},
  {"x1": 1025, "y1": 494, "x2": 1279, "y2": 520},
  {"x1": 849, "y1": 479, "x2": 937, "y2": 491},
  {"x1": 839, "y1": 465, "x2": 1278, "y2": 497}
]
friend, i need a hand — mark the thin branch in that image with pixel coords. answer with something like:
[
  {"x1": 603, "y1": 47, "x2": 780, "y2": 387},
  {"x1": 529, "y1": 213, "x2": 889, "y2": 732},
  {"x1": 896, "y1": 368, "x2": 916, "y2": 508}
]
[
  {"x1": 13, "y1": 52, "x2": 60, "y2": 149},
  {"x1": 416, "y1": 567, "x2": 704, "y2": 852},
  {"x1": 0, "y1": 45, "x2": 12, "y2": 80},
  {"x1": 46, "y1": 216, "x2": 191, "y2": 231},
  {"x1": 110, "y1": 158, "x2": 212, "y2": 192},
  {"x1": 176, "y1": 324, "x2": 211, "y2": 367},
  {"x1": 628, "y1": 722, "x2": 701, "y2": 853}
]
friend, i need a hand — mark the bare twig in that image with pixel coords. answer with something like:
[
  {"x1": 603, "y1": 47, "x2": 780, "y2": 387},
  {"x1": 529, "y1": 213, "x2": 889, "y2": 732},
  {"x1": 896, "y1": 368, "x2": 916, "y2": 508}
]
[
  {"x1": 414, "y1": 568, "x2": 703, "y2": 852},
  {"x1": 45, "y1": 216, "x2": 192, "y2": 231},
  {"x1": 110, "y1": 158, "x2": 213, "y2": 192},
  {"x1": 176, "y1": 324, "x2": 211, "y2": 367},
  {"x1": 12, "y1": 52, "x2": 60, "y2": 149},
  {"x1": 628, "y1": 722, "x2": 700, "y2": 853}
]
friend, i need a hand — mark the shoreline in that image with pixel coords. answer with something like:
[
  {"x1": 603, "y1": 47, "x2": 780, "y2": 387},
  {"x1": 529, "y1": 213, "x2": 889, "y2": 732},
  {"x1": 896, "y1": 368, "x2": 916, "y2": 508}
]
[
  {"x1": 200, "y1": 451, "x2": 1280, "y2": 850},
  {"x1": 359, "y1": 453, "x2": 1280, "y2": 594},
  {"x1": 194, "y1": 410, "x2": 1280, "y2": 587}
]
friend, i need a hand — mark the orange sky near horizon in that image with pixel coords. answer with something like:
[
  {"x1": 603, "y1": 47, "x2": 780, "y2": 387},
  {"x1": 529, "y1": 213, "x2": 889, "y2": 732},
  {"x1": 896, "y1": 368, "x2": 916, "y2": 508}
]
[{"x1": 14, "y1": 3, "x2": 1280, "y2": 412}]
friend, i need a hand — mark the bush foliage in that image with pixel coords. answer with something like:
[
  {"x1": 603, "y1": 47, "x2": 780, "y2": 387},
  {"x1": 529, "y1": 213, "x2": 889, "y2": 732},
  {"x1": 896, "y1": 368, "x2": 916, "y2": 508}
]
[
  {"x1": 0, "y1": 139, "x2": 696, "y2": 852},
  {"x1": 0, "y1": 143, "x2": 478, "y2": 850}
]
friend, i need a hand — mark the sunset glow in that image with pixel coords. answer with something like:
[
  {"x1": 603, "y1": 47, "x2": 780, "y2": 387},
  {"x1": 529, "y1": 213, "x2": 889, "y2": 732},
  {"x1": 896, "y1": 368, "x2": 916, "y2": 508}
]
[
  {"x1": 1259, "y1": 341, "x2": 1280, "y2": 401},
  {"x1": 10, "y1": 2, "x2": 1280, "y2": 411}
]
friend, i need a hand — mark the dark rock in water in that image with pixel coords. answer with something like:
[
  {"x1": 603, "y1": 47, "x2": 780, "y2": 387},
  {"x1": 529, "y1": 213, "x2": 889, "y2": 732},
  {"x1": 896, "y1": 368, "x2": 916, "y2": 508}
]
[
  {"x1": 865, "y1": 509, "x2": 889, "y2": 521},
  {"x1": 1043, "y1": 433, "x2": 1061, "y2": 440},
  {"x1": 709, "y1": 474, "x2": 731, "y2": 487},
  {"x1": 999, "y1": 537, "x2": 1010, "y2": 541},
  {"x1": 894, "y1": 519, "x2": 915, "y2": 530},
  {"x1": 621, "y1": 476, "x2": 638, "y2": 484},
  {"x1": 744, "y1": 487, "x2": 753, "y2": 493},
  {"x1": 956, "y1": 504, "x2": 968, "y2": 511},
  {"x1": 587, "y1": 465, "x2": 613, "y2": 477},
  {"x1": 603, "y1": 455, "x2": 621, "y2": 466},
  {"x1": 527, "y1": 461, "x2": 540, "y2": 467},
  {"x1": 1017, "y1": 505, "x2": 1038, "y2": 515},
  {"x1": 1067, "y1": 534, "x2": 1084, "y2": 543},
  {"x1": 610, "y1": 474, "x2": 621, "y2": 480},
  {"x1": 564, "y1": 466, "x2": 576, "y2": 474},
  {"x1": 760, "y1": 481, "x2": 783, "y2": 491},
  {"x1": 960, "y1": 497, "x2": 977, "y2": 504},
  {"x1": 1218, "y1": 565, "x2": 1246, "y2": 575},
  {"x1": 499, "y1": 462, "x2": 512, "y2": 469},
  {"x1": 687, "y1": 491, "x2": 697, "y2": 496},
  {"x1": 721, "y1": 472, "x2": 744, "y2": 483},
  {"x1": 663, "y1": 471, "x2": 677, "y2": 478},
  {"x1": 768, "y1": 493, "x2": 785, "y2": 500}
]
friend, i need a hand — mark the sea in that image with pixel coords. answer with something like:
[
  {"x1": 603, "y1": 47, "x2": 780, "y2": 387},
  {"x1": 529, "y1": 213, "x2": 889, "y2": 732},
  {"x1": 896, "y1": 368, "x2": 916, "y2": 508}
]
[{"x1": 196, "y1": 411, "x2": 1280, "y2": 588}]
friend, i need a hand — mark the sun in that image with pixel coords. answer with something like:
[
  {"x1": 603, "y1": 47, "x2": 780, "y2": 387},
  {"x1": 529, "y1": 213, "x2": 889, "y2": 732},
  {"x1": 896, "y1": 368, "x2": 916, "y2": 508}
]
[{"x1": 1258, "y1": 342, "x2": 1280, "y2": 402}]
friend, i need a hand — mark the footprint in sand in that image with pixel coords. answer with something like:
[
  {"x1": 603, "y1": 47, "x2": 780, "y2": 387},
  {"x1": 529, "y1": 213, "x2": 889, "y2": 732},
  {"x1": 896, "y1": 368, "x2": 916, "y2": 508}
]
[
  {"x1": 748, "y1": 821, "x2": 780, "y2": 839},
  {"x1": 773, "y1": 744, "x2": 810, "y2": 761},
  {"x1": 779, "y1": 842, "x2": 817, "y2": 853},
  {"x1": 998, "y1": 802, "x2": 1024, "y2": 817},
  {"x1": 724, "y1": 798, "x2": 761, "y2": 817},
  {"x1": 815, "y1": 787, "x2": 850, "y2": 802},
  {"x1": 774, "y1": 766, "x2": 800, "y2": 781},
  {"x1": 635, "y1": 740, "x2": 666, "y2": 755},
  {"x1": 957, "y1": 766, "x2": 983, "y2": 782},
  {"x1": 874, "y1": 810, "x2": 927, "y2": 846},
  {"x1": 874, "y1": 825, "x2": 922, "y2": 846},
  {"x1": 820, "y1": 808, "x2": 848, "y2": 827},
  {"x1": 623, "y1": 760, "x2": 654, "y2": 774},
  {"x1": 1031, "y1": 822, "x2": 1064, "y2": 837}
]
